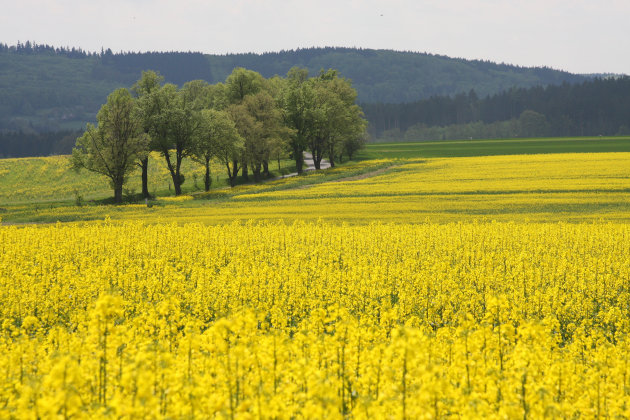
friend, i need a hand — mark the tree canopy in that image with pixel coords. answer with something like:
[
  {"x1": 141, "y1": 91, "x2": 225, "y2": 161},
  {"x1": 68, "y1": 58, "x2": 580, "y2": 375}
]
[{"x1": 71, "y1": 88, "x2": 147, "y2": 203}]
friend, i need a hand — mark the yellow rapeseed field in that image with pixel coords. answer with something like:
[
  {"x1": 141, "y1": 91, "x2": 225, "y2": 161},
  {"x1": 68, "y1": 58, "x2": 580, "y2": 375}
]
[
  {"x1": 2, "y1": 151, "x2": 630, "y2": 418},
  {"x1": 2, "y1": 220, "x2": 630, "y2": 418}
]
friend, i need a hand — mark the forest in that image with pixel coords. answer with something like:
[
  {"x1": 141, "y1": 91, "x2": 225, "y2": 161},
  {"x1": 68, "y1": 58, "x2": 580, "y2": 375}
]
[{"x1": 363, "y1": 76, "x2": 630, "y2": 140}]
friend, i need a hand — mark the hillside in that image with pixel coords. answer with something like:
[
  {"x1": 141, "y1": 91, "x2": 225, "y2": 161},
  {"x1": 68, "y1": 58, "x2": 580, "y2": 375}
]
[
  {"x1": 363, "y1": 76, "x2": 630, "y2": 138},
  {"x1": 0, "y1": 44, "x2": 588, "y2": 132}
]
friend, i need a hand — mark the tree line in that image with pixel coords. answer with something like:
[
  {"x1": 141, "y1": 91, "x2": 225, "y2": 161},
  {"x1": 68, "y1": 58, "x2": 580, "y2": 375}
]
[
  {"x1": 0, "y1": 130, "x2": 81, "y2": 158},
  {"x1": 363, "y1": 76, "x2": 630, "y2": 139},
  {"x1": 0, "y1": 41, "x2": 97, "y2": 58},
  {"x1": 71, "y1": 68, "x2": 367, "y2": 203}
]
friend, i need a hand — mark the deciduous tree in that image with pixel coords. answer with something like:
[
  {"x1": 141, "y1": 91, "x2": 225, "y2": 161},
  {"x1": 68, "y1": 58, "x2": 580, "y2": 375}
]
[
  {"x1": 191, "y1": 109, "x2": 241, "y2": 191},
  {"x1": 71, "y1": 88, "x2": 148, "y2": 203},
  {"x1": 225, "y1": 68, "x2": 265, "y2": 181},
  {"x1": 281, "y1": 67, "x2": 312, "y2": 174},
  {"x1": 240, "y1": 91, "x2": 291, "y2": 181},
  {"x1": 132, "y1": 70, "x2": 164, "y2": 198},
  {"x1": 308, "y1": 70, "x2": 367, "y2": 168}
]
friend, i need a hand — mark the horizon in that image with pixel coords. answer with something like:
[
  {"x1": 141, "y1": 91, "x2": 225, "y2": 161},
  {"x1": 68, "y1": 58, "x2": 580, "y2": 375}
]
[{"x1": 4, "y1": 41, "x2": 627, "y2": 77}]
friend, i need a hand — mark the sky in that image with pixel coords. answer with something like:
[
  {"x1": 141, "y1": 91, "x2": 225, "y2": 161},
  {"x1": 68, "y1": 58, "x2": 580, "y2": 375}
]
[{"x1": 1, "y1": 0, "x2": 629, "y2": 75}]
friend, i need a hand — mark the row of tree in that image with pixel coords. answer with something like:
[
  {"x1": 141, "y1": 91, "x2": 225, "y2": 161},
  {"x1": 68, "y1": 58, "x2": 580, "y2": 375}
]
[
  {"x1": 363, "y1": 77, "x2": 630, "y2": 139},
  {"x1": 71, "y1": 67, "x2": 367, "y2": 203}
]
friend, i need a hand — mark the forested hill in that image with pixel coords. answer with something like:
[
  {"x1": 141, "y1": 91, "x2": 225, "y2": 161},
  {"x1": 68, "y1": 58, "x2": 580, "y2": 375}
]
[
  {"x1": 363, "y1": 76, "x2": 630, "y2": 140},
  {"x1": 206, "y1": 48, "x2": 587, "y2": 102},
  {"x1": 0, "y1": 43, "x2": 588, "y2": 133}
]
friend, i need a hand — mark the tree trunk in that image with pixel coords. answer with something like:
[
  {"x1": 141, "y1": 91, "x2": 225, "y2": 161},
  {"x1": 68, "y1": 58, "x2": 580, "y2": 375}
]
[
  {"x1": 312, "y1": 141, "x2": 323, "y2": 170},
  {"x1": 313, "y1": 147, "x2": 322, "y2": 170},
  {"x1": 140, "y1": 157, "x2": 150, "y2": 198},
  {"x1": 242, "y1": 161, "x2": 249, "y2": 182},
  {"x1": 226, "y1": 162, "x2": 235, "y2": 187},
  {"x1": 294, "y1": 145, "x2": 304, "y2": 174},
  {"x1": 164, "y1": 151, "x2": 182, "y2": 196},
  {"x1": 204, "y1": 158, "x2": 211, "y2": 192},
  {"x1": 328, "y1": 145, "x2": 335, "y2": 168},
  {"x1": 228, "y1": 159, "x2": 240, "y2": 187},
  {"x1": 253, "y1": 163, "x2": 262, "y2": 182},
  {"x1": 114, "y1": 183, "x2": 123, "y2": 204},
  {"x1": 174, "y1": 150, "x2": 184, "y2": 196},
  {"x1": 172, "y1": 173, "x2": 182, "y2": 195},
  {"x1": 263, "y1": 160, "x2": 269, "y2": 178}
]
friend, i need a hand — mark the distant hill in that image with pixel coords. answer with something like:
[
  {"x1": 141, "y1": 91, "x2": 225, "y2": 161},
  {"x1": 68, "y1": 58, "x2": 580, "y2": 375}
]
[
  {"x1": 0, "y1": 43, "x2": 589, "y2": 133},
  {"x1": 363, "y1": 76, "x2": 630, "y2": 139}
]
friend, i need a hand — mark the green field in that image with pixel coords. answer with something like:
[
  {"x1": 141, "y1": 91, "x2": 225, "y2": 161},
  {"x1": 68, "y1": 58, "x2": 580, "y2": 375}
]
[{"x1": 358, "y1": 136, "x2": 630, "y2": 159}]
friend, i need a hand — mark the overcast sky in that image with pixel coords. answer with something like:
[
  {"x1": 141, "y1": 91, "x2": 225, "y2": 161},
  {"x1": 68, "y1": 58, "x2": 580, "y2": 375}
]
[{"x1": 2, "y1": 0, "x2": 628, "y2": 75}]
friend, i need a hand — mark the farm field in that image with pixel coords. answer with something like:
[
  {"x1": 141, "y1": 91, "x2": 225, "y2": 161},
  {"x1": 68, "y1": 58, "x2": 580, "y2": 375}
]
[
  {"x1": 2, "y1": 221, "x2": 630, "y2": 418},
  {"x1": 2, "y1": 150, "x2": 630, "y2": 224},
  {"x1": 1, "y1": 138, "x2": 630, "y2": 417},
  {"x1": 357, "y1": 136, "x2": 630, "y2": 159}
]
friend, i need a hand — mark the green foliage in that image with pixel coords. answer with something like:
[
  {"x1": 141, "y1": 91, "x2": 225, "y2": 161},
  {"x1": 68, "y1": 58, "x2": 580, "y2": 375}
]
[
  {"x1": 365, "y1": 77, "x2": 630, "y2": 139},
  {"x1": 240, "y1": 91, "x2": 291, "y2": 181},
  {"x1": 192, "y1": 109, "x2": 242, "y2": 191},
  {"x1": 131, "y1": 70, "x2": 164, "y2": 98},
  {"x1": 281, "y1": 67, "x2": 314, "y2": 173},
  {"x1": 71, "y1": 88, "x2": 148, "y2": 203},
  {"x1": 224, "y1": 68, "x2": 265, "y2": 104},
  {"x1": 306, "y1": 70, "x2": 367, "y2": 168}
]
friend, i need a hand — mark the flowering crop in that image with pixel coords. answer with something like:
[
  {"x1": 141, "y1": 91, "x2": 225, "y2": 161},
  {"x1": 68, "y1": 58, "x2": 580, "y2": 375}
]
[{"x1": 2, "y1": 220, "x2": 630, "y2": 418}]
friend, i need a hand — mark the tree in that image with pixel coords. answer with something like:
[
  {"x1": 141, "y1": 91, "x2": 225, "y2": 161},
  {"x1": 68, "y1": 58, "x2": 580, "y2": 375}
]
[
  {"x1": 215, "y1": 110, "x2": 246, "y2": 187},
  {"x1": 71, "y1": 89, "x2": 148, "y2": 203},
  {"x1": 164, "y1": 85, "x2": 202, "y2": 195},
  {"x1": 342, "y1": 132, "x2": 367, "y2": 161},
  {"x1": 143, "y1": 83, "x2": 203, "y2": 196},
  {"x1": 132, "y1": 70, "x2": 164, "y2": 199},
  {"x1": 225, "y1": 68, "x2": 265, "y2": 181},
  {"x1": 281, "y1": 67, "x2": 312, "y2": 174},
  {"x1": 518, "y1": 110, "x2": 548, "y2": 138},
  {"x1": 225, "y1": 68, "x2": 264, "y2": 104},
  {"x1": 307, "y1": 70, "x2": 367, "y2": 168},
  {"x1": 181, "y1": 79, "x2": 212, "y2": 110},
  {"x1": 240, "y1": 91, "x2": 291, "y2": 181},
  {"x1": 191, "y1": 109, "x2": 241, "y2": 191},
  {"x1": 226, "y1": 103, "x2": 258, "y2": 185}
]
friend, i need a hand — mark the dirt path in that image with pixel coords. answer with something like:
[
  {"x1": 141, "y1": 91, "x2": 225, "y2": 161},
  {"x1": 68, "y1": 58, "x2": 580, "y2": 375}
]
[
  {"x1": 304, "y1": 152, "x2": 331, "y2": 171},
  {"x1": 290, "y1": 163, "x2": 402, "y2": 190},
  {"x1": 327, "y1": 164, "x2": 398, "y2": 182},
  {"x1": 270, "y1": 152, "x2": 330, "y2": 181}
]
